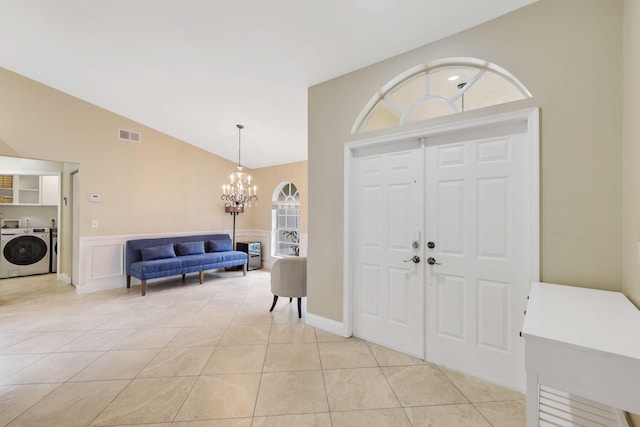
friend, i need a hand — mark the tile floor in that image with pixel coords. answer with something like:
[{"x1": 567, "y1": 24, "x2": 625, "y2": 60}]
[{"x1": 0, "y1": 271, "x2": 526, "y2": 426}]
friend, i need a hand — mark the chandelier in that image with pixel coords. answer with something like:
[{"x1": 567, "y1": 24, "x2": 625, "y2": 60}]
[{"x1": 221, "y1": 124, "x2": 258, "y2": 213}]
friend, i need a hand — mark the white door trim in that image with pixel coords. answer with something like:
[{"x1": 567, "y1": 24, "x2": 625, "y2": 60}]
[{"x1": 343, "y1": 107, "x2": 540, "y2": 342}]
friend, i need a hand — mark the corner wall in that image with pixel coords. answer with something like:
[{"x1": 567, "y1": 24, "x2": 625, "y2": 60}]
[{"x1": 308, "y1": 0, "x2": 623, "y2": 322}]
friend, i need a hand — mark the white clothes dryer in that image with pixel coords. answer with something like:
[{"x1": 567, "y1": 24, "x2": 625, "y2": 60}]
[{"x1": 0, "y1": 228, "x2": 50, "y2": 278}]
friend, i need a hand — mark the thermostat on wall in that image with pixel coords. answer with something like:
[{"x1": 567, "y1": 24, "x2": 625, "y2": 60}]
[{"x1": 88, "y1": 194, "x2": 102, "y2": 202}]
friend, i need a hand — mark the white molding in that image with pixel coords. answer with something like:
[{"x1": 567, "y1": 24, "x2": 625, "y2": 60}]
[
  {"x1": 347, "y1": 108, "x2": 539, "y2": 151},
  {"x1": 75, "y1": 279, "x2": 123, "y2": 295},
  {"x1": 528, "y1": 108, "x2": 541, "y2": 285},
  {"x1": 58, "y1": 273, "x2": 71, "y2": 285},
  {"x1": 343, "y1": 146, "x2": 354, "y2": 337},
  {"x1": 305, "y1": 313, "x2": 350, "y2": 337}
]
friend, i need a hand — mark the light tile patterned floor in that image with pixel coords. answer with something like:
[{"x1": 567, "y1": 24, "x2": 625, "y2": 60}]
[{"x1": 0, "y1": 271, "x2": 525, "y2": 426}]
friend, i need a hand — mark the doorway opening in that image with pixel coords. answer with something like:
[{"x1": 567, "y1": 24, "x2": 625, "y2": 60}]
[{"x1": 344, "y1": 108, "x2": 539, "y2": 391}]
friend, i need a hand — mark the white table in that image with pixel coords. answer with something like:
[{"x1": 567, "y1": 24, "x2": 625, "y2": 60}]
[{"x1": 522, "y1": 282, "x2": 640, "y2": 426}]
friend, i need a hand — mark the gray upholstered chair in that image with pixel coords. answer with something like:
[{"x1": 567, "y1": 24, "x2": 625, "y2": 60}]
[{"x1": 269, "y1": 256, "x2": 307, "y2": 318}]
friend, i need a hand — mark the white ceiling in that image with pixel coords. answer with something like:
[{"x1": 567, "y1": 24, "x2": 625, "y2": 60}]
[{"x1": 0, "y1": 0, "x2": 536, "y2": 168}]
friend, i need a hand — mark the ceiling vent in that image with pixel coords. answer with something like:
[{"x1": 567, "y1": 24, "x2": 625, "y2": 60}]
[{"x1": 119, "y1": 129, "x2": 141, "y2": 143}]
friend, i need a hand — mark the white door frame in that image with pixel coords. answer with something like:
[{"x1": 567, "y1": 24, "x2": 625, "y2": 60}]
[{"x1": 343, "y1": 107, "x2": 540, "y2": 341}]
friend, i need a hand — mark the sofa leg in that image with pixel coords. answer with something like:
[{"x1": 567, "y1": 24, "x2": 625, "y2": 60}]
[
  {"x1": 270, "y1": 295, "x2": 278, "y2": 312},
  {"x1": 126, "y1": 275, "x2": 131, "y2": 288},
  {"x1": 182, "y1": 273, "x2": 186, "y2": 282},
  {"x1": 141, "y1": 280, "x2": 146, "y2": 296},
  {"x1": 199, "y1": 271, "x2": 204, "y2": 284},
  {"x1": 289, "y1": 297, "x2": 292, "y2": 303},
  {"x1": 297, "y1": 297, "x2": 302, "y2": 318}
]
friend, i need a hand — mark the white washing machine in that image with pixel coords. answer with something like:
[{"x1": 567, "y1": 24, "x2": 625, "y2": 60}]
[{"x1": 0, "y1": 228, "x2": 50, "y2": 278}]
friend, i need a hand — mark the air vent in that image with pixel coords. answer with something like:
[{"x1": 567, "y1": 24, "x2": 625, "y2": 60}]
[
  {"x1": 119, "y1": 129, "x2": 141, "y2": 143},
  {"x1": 538, "y1": 385, "x2": 630, "y2": 426}
]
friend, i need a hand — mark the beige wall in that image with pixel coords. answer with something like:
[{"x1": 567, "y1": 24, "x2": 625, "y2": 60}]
[
  {"x1": 622, "y1": 0, "x2": 640, "y2": 422},
  {"x1": 0, "y1": 67, "x2": 253, "y2": 278},
  {"x1": 251, "y1": 160, "x2": 308, "y2": 234},
  {"x1": 623, "y1": 0, "x2": 640, "y2": 305},
  {"x1": 308, "y1": 0, "x2": 623, "y2": 322}
]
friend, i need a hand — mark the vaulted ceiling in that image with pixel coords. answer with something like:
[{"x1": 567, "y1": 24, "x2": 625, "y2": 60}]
[{"x1": 0, "y1": 0, "x2": 537, "y2": 168}]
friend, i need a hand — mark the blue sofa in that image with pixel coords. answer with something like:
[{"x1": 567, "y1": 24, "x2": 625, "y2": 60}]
[{"x1": 125, "y1": 234, "x2": 248, "y2": 295}]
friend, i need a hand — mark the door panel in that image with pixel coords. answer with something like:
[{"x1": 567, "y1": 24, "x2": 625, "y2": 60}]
[
  {"x1": 426, "y1": 132, "x2": 529, "y2": 390},
  {"x1": 350, "y1": 119, "x2": 532, "y2": 390},
  {"x1": 353, "y1": 145, "x2": 424, "y2": 358},
  {"x1": 437, "y1": 274, "x2": 465, "y2": 340}
]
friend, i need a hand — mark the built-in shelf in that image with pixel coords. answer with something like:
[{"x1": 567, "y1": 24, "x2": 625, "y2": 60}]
[{"x1": 0, "y1": 174, "x2": 59, "y2": 206}]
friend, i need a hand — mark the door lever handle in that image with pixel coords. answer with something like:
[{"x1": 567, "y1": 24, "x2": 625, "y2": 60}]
[
  {"x1": 403, "y1": 255, "x2": 421, "y2": 264},
  {"x1": 427, "y1": 257, "x2": 441, "y2": 265}
]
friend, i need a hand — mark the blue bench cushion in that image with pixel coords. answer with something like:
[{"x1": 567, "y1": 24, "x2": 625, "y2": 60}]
[
  {"x1": 129, "y1": 252, "x2": 248, "y2": 280},
  {"x1": 140, "y1": 244, "x2": 176, "y2": 261},
  {"x1": 130, "y1": 257, "x2": 183, "y2": 278},
  {"x1": 176, "y1": 241, "x2": 205, "y2": 256}
]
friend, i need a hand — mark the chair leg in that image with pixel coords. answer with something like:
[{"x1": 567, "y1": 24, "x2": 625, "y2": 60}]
[
  {"x1": 141, "y1": 280, "x2": 147, "y2": 296},
  {"x1": 289, "y1": 297, "x2": 292, "y2": 303},
  {"x1": 297, "y1": 297, "x2": 302, "y2": 318},
  {"x1": 269, "y1": 295, "x2": 278, "y2": 312}
]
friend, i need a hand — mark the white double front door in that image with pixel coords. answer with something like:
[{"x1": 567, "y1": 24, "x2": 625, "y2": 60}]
[{"x1": 351, "y1": 118, "x2": 534, "y2": 390}]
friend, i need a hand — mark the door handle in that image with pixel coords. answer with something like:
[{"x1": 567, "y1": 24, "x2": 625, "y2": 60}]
[
  {"x1": 403, "y1": 255, "x2": 421, "y2": 264},
  {"x1": 427, "y1": 257, "x2": 441, "y2": 265}
]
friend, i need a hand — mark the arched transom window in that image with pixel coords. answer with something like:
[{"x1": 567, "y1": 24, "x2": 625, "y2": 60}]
[
  {"x1": 353, "y1": 58, "x2": 532, "y2": 134},
  {"x1": 272, "y1": 182, "x2": 300, "y2": 257}
]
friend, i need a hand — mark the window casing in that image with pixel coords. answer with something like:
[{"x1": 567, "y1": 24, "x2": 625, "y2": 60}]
[
  {"x1": 352, "y1": 57, "x2": 532, "y2": 134},
  {"x1": 272, "y1": 182, "x2": 300, "y2": 257}
]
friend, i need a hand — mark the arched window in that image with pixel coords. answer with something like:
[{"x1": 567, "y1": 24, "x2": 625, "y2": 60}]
[
  {"x1": 352, "y1": 57, "x2": 532, "y2": 134},
  {"x1": 272, "y1": 182, "x2": 300, "y2": 257}
]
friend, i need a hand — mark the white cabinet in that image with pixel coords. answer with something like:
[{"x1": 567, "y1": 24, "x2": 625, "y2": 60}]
[
  {"x1": 522, "y1": 282, "x2": 640, "y2": 426},
  {"x1": 40, "y1": 175, "x2": 59, "y2": 206},
  {"x1": 0, "y1": 174, "x2": 59, "y2": 205}
]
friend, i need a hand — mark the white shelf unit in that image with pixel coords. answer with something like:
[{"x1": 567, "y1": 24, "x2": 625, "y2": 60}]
[
  {"x1": 18, "y1": 175, "x2": 40, "y2": 205},
  {"x1": 0, "y1": 175, "x2": 13, "y2": 203},
  {"x1": 0, "y1": 174, "x2": 59, "y2": 206}
]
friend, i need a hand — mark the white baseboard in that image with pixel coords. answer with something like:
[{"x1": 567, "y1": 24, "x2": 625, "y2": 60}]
[
  {"x1": 75, "y1": 280, "x2": 123, "y2": 295},
  {"x1": 58, "y1": 273, "x2": 71, "y2": 285},
  {"x1": 305, "y1": 312, "x2": 350, "y2": 337}
]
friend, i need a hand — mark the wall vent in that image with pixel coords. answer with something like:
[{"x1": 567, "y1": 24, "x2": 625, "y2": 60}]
[
  {"x1": 538, "y1": 385, "x2": 630, "y2": 427},
  {"x1": 119, "y1": 129, "x2": 141, "y2": 143}
]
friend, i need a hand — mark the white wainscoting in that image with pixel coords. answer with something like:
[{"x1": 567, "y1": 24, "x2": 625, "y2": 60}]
[
  {"x1": 75, "y1": 229, "x2": 308, "y2": 295},
  {"x1": 76, "y1": 229, "x2": 262, "y2": 295}
]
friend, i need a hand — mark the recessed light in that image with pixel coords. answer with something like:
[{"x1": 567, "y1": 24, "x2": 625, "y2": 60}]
[{"x1": 448, "y1": 75, "x2": 460, "y2": 81}]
